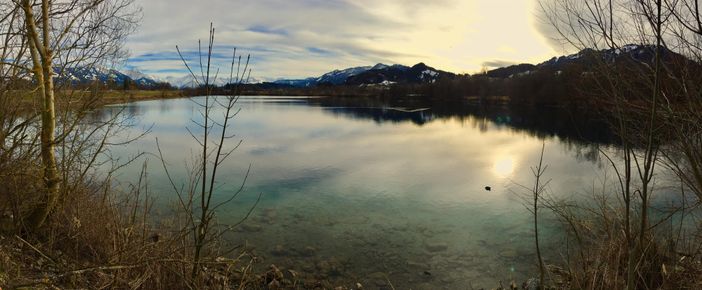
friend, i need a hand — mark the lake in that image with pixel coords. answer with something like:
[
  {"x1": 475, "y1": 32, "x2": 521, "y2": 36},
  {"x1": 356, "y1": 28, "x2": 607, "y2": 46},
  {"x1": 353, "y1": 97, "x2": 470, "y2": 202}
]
[{"x1": 102, "y1": 96, "x2": 618, "y2": 288}]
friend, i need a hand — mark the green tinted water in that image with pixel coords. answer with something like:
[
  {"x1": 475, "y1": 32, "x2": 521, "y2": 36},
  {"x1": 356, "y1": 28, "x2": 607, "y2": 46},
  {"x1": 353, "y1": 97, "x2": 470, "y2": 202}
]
[{"x1": 104, "y1": 96, "x2": 613, "y2": 288}]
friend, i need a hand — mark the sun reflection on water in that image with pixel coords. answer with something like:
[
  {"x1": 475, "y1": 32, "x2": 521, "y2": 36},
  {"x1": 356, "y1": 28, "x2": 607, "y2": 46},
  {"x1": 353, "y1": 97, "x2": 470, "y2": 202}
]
[{"x1": 493, "y1": 156, "x2": 515, "y2": 177}]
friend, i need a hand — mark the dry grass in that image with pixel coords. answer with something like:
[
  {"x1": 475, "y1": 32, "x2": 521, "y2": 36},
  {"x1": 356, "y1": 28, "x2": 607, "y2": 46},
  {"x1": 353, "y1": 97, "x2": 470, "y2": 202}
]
[
  {"x1": 0, "y1": 87, "x2": 242, "y2": 289},
  {"x1": 0, "y1": 177, "x2": 258, "y2": 289},
  {"x1": 12, "y1": 89, "x2": 184, "y2": 112},
  {"x1": 97, "y1": 89, "x2": 185, "y2": 105},
  {"x1": 541, "y1": 192, "x2": 702, "y2": 290}
]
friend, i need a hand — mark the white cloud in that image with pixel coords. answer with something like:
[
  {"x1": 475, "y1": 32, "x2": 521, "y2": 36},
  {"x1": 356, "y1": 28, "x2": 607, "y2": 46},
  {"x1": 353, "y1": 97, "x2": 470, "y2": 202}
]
[{"x1": 125, "y1": 0, "x2": 556, "y2": 80}]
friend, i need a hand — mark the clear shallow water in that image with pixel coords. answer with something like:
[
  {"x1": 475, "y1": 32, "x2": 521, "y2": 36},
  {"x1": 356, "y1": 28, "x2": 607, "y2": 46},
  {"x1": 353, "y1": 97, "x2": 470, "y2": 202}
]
[{"x1": 103, "y1": 96, "x2": 615, "y2": 288}]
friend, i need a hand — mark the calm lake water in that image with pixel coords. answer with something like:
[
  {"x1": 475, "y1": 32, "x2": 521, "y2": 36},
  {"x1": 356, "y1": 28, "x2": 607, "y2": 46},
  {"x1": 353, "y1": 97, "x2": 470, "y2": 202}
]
[{"x1": 103, "y1": 96, "x2": 619, "y2": 288}]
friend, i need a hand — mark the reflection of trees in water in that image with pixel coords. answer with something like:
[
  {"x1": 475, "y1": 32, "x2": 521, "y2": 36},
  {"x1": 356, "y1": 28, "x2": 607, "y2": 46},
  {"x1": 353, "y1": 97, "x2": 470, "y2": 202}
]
[
  {"x1": 474, "y1": 116, "x2": 489, "y2": 133},
  {"x1": 310, "y1": 97, "x2": 616, "y2": 163},
  {"x1": 91, "y1": 98, "x2": 178, "y2": 122},
  {"x1": 323, "y1": 107, "x2": 434, "y2": 126},
  {"x1": 158, "y1": 99, "x2": 175, "y2": 114},
  {"x1": 561, "y1": 139, "x2": 605, "y2": 165},
  {"x1": 95, "y1": 96, "x2": 615, "y2": 163},
  {"x1": 312, "y1": 98, "x2": 615, "y2": 140}
]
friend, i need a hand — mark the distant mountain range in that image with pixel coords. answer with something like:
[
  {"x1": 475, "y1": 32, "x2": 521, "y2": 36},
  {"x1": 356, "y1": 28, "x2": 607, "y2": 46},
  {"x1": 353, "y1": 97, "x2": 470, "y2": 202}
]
[
  {"x1": 55, "y1": 66, "x2": 164, "y2": 88},
  {"x1": 55, "y1": 44, "x2": 690, "y2": 90},
  {"x1": 271, "y1": 62, "x2": 453, "y2": 87},
  {"x1": 159, "y1": 74, "x2": 265, "y2": 88},
  {"x1": 53, "y1": 66, "x2": 259, "y2": 89},
  {"x1": 485, "y1": 44, "x2": 691, "y2": 79},
  {"x1": 268, "y1": 44, "x2": 688, "y2": 88}
]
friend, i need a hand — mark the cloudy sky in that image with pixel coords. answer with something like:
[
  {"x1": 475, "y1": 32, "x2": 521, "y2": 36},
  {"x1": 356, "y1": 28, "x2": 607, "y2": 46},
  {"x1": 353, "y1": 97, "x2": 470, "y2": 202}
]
[{"x1": 124, "y1": 0, "x2": 560, "y2": 81}]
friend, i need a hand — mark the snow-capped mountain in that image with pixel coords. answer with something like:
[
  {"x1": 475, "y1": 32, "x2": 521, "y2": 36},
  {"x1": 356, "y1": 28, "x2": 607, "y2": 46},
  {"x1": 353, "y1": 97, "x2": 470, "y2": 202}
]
[
  {"x1": 485, "y1": 64, "x2": 536, "y2": 78},
  {"x1": 165, "y1": 74, "x2": 263, "y2": 88},
  {"x1": 316, "y1": 65, "x2": 374, "y2": 85},
  {"x1": 122, "y1": 69, "x2": 154, "y2": 81},
  {"x1": 272, "y1": 63, "x2": 452, "y2": 87},
  {"x1": 56, "y1": 67, "x2": 127, "y2": 84},
  {"x1": 345, "y1": 63, "x2": 452, "y2": 85},
  {"x1": 273, "y1": 64, "x2": 389, "y2": 87},
  {"x1": 370, "y1": 63, "x2": 389, "y2": 70},
  {"x1": 538, "y1": 44, "x2": 684, "y2": 67},
  {"x1": 55, "y1": 67, "x2": 162, "y2": 88},
  {"x1": 165, "y1": 75, "x2": 198, "y2": 88},
  {"x1": 271, "y1": 77, "x2": 318, "y2": 87},
  {"x1": 485, "y1": 44, "x2": 692, "y2": 79},
  {"x1": 122, "y1": 69, "x2": 164, "y2": 87}
]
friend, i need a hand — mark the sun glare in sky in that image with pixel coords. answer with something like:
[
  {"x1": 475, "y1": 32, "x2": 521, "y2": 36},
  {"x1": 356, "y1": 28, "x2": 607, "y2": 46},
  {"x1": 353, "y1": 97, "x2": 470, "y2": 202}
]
[{"x1": 127, "y1": 0, "x2": 558, "y2": 80}]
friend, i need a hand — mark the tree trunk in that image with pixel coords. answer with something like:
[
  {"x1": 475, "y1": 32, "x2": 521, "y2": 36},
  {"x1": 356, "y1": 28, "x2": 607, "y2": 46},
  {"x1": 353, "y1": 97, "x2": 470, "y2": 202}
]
[
  {"x1": 22, "y1": 0, "x2": 59, "y2": 229},
  {"x1": 29, "y1": 54, "x2": 59, "y2": 229}
]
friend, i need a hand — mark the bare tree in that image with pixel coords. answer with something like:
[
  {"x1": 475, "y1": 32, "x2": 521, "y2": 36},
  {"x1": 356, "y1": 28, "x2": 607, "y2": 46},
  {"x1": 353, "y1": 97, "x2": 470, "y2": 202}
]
[
  {"x1": 538, "y1": 0, "x2": 702, "y2": 288},
  {"x1": 532, "y1": 143, "x2": 548, "y2": 289},
  {"x1": 156, "y1": 24, "x2": 260, "y2": 285},
  {"x1": 7, "y1": 0, "x2": 139, "y2": 229}
]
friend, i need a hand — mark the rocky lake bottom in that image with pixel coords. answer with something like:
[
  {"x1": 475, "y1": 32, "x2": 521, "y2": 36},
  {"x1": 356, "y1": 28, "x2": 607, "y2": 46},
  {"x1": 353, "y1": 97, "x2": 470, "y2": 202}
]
[{"x1": 223, "y1": 201, "x2": 561, "y2": 289}]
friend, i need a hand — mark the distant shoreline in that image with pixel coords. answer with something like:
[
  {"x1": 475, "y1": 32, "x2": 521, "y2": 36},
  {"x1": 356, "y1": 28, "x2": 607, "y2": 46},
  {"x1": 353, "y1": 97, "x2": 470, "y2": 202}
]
[{"x1": 15, "y1": 89, "x2": 185, "y2": 112}]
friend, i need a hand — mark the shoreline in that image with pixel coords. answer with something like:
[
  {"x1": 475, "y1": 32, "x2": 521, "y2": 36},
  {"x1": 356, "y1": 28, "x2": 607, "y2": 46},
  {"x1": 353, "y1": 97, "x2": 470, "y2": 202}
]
[
  {"x1": 12, "y1": 89, "x2": 186, "y2": 112},
  {"x1": 96, "y1": 89, "x2": 186, "y2": 106}
]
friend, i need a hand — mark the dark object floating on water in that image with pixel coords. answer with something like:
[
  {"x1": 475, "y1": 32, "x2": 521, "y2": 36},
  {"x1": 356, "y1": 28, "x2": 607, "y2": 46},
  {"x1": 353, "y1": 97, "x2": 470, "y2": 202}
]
[
  {"x1": 423, "y1": 271, "x2": 432, "y2": 276},
  {"x1": 485, "y1": 186, "x2": 491, "y2": 191}
]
